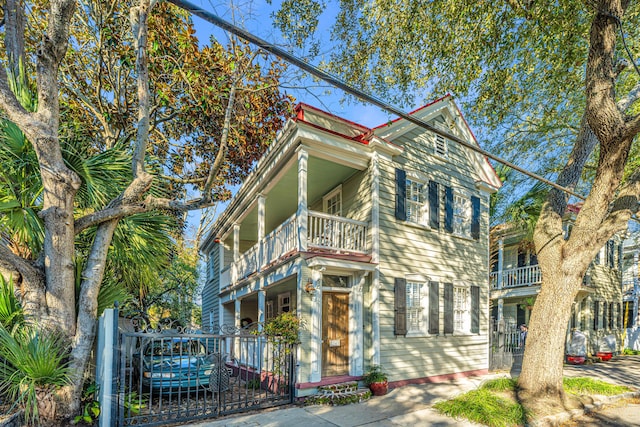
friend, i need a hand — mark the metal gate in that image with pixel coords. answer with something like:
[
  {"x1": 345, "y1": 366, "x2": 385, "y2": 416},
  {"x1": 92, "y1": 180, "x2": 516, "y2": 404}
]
[
  {"x1": 489, "y1": 318, "x2": 523, "y2": 371},
  {"x1": 96, "y1": 308, "x2": 296, "y2": 427}
]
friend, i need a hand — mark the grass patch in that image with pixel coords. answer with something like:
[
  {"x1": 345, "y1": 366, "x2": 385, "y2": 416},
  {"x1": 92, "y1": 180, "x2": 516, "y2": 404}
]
[
  {"x1": 622, "y1": 348, "x2": 640, "y2": 355},
  {"x1": 563, "y1": 377, "x2": 632, "y2": 395},
  {"x1": 480, "y1": 377, "x2": 518, "y2": 392},
  {"x1": 433, "y1": 388, "x2": 528, "y2": 427}
]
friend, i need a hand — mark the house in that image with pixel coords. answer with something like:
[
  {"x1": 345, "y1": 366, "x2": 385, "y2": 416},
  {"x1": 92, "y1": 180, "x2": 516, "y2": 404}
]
[
  {"x1": 490, "y1": 211, "x2": 625, "y2": 359},
  {"x1": 200, "y1": 95, "x2": 502, "y2": 396},
  {"x1": 622, "y1": 231, "x2": 640, "y2": 349}
]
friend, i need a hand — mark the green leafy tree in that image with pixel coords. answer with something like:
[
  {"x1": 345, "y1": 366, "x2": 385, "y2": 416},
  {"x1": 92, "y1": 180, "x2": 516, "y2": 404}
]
[
  {"x1": 0, "y1": 0, "x2": 293, "y2": 417},
  {"x1": 274, "y1": 0, "x2": 640, "y2": 411}
]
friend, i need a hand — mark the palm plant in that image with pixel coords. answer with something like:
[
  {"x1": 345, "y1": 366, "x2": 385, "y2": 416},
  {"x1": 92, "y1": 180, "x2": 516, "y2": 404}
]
[
  {"x1": 0, "y1": 324, "x2": 71, "y2": 424},
  {"x1": 0, "y1": 275, "x2": 23, "y2": 329}
]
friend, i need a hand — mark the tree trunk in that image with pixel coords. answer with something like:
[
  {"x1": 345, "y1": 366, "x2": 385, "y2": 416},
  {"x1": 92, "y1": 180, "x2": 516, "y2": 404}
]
[
  {"x1": 518, "y1": 258, "x2": 584, "y2": 408},
  {"x1": 64, "y1": 219, "x2": 119, "y2": 413},
  {"x1": 39, "y1": 160, "x2": 80, "y2": 335}
]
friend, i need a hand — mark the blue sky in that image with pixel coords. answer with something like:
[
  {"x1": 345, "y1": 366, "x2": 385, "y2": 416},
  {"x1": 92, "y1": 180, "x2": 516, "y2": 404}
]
[{"x1": 187, "y1": 0, "x2": 395, "y2": 128}]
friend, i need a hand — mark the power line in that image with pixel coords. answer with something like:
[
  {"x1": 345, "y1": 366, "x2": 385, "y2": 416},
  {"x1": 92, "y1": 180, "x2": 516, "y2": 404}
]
[{"x1": 168, "y1": 0, "x2": 585, "y2": 199}]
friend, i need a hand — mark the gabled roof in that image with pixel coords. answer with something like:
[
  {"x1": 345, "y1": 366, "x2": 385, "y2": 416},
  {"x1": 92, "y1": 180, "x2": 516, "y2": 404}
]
[{"x1": 372, "y1": 95, "x2": 502, "y2": 190}]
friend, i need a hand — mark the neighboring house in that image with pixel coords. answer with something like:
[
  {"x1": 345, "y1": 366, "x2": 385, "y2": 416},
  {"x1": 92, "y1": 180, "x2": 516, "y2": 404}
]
[
  {"x1": 200, "y1": 95, "x2": 501, "y2": 396},
  {"x1": 622, "y1": 231, "x2": 640, "y2": 349},
  {"x1": 490, "y1": 210, "x2": 625, "y2": 357}
]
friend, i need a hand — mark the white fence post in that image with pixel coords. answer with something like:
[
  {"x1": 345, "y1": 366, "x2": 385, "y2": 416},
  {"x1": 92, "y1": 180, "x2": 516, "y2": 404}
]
[{"x1": 96, "y1": 307, "x2": 118, "y2": 427}]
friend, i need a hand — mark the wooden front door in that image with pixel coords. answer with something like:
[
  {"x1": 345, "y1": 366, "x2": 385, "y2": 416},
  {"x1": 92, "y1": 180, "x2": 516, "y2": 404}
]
[{"x1": 322, "y1": 292, "x2": 350, "y2": 376}]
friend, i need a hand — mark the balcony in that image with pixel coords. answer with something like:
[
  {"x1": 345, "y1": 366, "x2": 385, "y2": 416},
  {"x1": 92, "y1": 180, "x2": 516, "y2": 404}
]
[
  {"x1": 231, "y1": 211, "x2": 369, "y2": 284},
  {"x1": 490, "y1": 265, "x2": 542, "y2": 289},
  {"x1": 491, "y1": 264, "x2": 597, "y2": 291}
]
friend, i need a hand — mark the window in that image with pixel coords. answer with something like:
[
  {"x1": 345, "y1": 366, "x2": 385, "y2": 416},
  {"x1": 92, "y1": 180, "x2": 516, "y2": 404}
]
[
  {"x1": 277, "y1": 292, "x2": 291, "y2": 314},
  {"x1": 323, "y1": 186, "x2": 342, "y2": 216},
  {"x1": 406, "y1": 282, "x2": 424, "y2": 333},
  {"x1": 406, "y1": 179, "x2": 427, "y2": 225},
  {"x1": 454, "y1": 286, "x2": 470, "y2": 333},
  {"x1": 453, "y1": 191, "x2": 472, "y2": 238}
]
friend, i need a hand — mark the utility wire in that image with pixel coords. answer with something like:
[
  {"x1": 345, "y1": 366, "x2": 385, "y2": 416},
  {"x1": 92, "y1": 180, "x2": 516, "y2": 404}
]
[{"x1": 168, "y1": 0, "x2": 585, "y2": 199}]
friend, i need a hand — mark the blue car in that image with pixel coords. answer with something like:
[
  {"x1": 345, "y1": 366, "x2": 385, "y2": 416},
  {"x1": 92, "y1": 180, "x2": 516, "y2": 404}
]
[{"x1": 135, "y1": 337, "x2": 213, "y2": 394}]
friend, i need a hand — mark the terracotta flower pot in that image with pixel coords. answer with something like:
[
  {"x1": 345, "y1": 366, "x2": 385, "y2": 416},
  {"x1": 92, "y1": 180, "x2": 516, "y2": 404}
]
[
  {"x1": 566, "y1": 355, "x2": 586, "y2": 365},
  {"x1": 369, "y1": 380, "x2": 388, "y2": 396},
  {"x1": 596, "y1": 351, "x2": 613, "y2": 361}
]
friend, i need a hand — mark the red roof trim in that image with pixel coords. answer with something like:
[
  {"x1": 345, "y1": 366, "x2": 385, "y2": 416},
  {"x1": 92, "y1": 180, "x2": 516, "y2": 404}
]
[
  {"x1": 372, "y1": 94, "x2": 452, "y2": 130},
  {"x1": 294, "y1": 117, "x2": 371, "y2": 145},
  {"x1": 294, "y1": 102, "x2": 371, "y2": 133}
]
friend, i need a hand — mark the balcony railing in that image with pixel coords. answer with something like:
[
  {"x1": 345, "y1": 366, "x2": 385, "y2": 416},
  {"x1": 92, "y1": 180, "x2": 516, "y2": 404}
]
[
  {"x1": 490, "y1": 265, "x2": 542, "y2": 289},
  {"x1": 308, "y1": 211, "x2": 368, "y2": 254},
  {"x1": 263, "y1": 214, "x2": 297, "y2": 265},
  {"x1": 229, "y1": 211, "x2": 369, "y2": 284}
]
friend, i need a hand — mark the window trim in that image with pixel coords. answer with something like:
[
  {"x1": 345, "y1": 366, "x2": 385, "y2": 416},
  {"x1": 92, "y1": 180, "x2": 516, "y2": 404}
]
[
  {"x1": 452, "y1": 189, "x2": 472, "y2": 239},
  {"x1": 404, "y1": 274, "x2": 431, "y2": 337},
  {"x1": 323, "y1": 185, "x2": 343, "y2": 216},
  {"x1": 404, "y1": 176, "x2": 429, "y2": 227},
  {"x1": 453, "y1": 285, "x2": 471, "y2": 334}
]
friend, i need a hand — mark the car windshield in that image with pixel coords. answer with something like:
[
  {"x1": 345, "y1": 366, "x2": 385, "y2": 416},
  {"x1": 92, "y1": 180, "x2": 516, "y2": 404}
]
[{"x1": 144, "y1": 339, "x2": 206, "y2": 356}]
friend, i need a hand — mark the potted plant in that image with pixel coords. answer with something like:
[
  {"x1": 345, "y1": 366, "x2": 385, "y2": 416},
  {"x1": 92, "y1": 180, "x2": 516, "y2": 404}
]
[
  {"x1": 519, "y1": 297, "x2": 536, "y2": 311},
  {"x1": 363, "y1": 365, "x2": 388, "y2": 396}
]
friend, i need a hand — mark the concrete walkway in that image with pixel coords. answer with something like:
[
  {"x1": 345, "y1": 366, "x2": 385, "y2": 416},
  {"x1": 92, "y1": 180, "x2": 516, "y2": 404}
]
[{"x1": 185, "y1": 356, "x2": 640, "y2": 427}]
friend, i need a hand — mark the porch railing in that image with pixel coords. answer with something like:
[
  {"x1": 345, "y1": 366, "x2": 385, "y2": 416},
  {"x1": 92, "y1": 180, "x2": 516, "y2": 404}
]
[
  {"x1": 229, "y1": 211, "x2": 369, "y2": 285},
  {"x1": 308, "y1": 211, "x2": 368, "y2": 253},
  {"x1": 237, "y1": 242, "x2": 260, "y2": 280},
  {"x1": 263, "y1": 214, "x2": 297, "y2": 265},
  {"x1": 490, "y1": 264, "x2": 542, "y2": 289}
]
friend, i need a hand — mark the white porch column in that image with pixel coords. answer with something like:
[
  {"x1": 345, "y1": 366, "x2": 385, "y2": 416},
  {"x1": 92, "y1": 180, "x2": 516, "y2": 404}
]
[
  {"x1": 218, "y1": 242, "x2": 225, "y2": 330},
  {"x1": 497, "y1": 298, "x2": 504, "y2": 323},
  {"x1": 257, "y1": 289, "x2": 266, "y2": 332},
  {"x1": 232, "y1": 224, "x2": 240, "y2": 284},
  {"x1": 371, "y1": 153, "x2": 380, "y2": 264},
  {"x1": 497, "y1": 239, "x2": 504, "y2": 290},
  {"x1": 309, "y1": 268, "x2": 323, "y2": 383},
  {"x1": 234, "y1": 299, "x2": 241, "y2": 329},
  {"x1": 372, "y1": 269, "x2": 380, "y2": 365},
  {"x1": 258, "y1": 195, "x2": 266, "y2": 268},
  {"x1": 350, "y1": 273, "x2": 365, "y2": 376},
  {"x1": 297, "y1": 148, "x2": 308, "y2": 252},
  {"x1": 634, "y1": 250, "x2": 639, "y2": 327}
]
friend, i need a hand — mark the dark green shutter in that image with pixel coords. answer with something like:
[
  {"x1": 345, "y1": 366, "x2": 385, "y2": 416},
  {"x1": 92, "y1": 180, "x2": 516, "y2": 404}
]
[
  {"x1": 429, "y1": 281, "x2": 439, "y2": 334},
  {"x1": 428, "y1": 181, "x2": 439, "y2": 229},
  {"x1": 471, "y1": 196, "x2": 481, "y2": 240},
  {"x1": 471, "y1": 286, "x2": 480, "y2": 334},
  {"x1": 617, "y1": 303, "x2": 622, "y2": 329},
  {"x1": 618, "y1": 244, "x2": 623, "y2": 270},
  {"x1": 394, "y1": 278, "x2": 407, "y2": 336},
  {"x1": 594, "y1": 301, "x2": 600, "y2": 330},
  {"x1": 395, "y1": 169, "x2": 406, "y2": 221},
  {"x1": 444, "y1": 186, "x2": 453, "y2": 233},
  {"x1": 444, "y1": 283, "x2": 454, "y2": 334}
]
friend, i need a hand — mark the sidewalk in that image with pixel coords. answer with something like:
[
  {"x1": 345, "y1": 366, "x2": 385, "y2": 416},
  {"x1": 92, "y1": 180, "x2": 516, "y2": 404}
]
[
  {"x1": 186, "y1": 374, "x2": 498, "y2": 427},
  {"x1": 185, "y1": 356, "x2": 640, "y2": 427}
]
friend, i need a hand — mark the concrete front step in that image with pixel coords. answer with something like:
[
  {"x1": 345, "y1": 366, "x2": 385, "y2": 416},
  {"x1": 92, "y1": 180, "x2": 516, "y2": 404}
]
[
  {"x1": 305, "y1": 388, "x2": 372, "y2": 406},
  {"x1": 317, "y1": 380, "x2": 359, "y2": 394}
]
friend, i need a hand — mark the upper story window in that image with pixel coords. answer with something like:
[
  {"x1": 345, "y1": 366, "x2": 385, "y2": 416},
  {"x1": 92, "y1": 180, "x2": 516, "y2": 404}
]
[
  {"x1": 323, "y1": 185, "x2": 342, "y2": 216},
  {"x1": 453, "y1": 191, "x2": 472, "y2": 238},
  {"x1": 406, "y1": 179, "x2": 428, "y2": 225}
]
